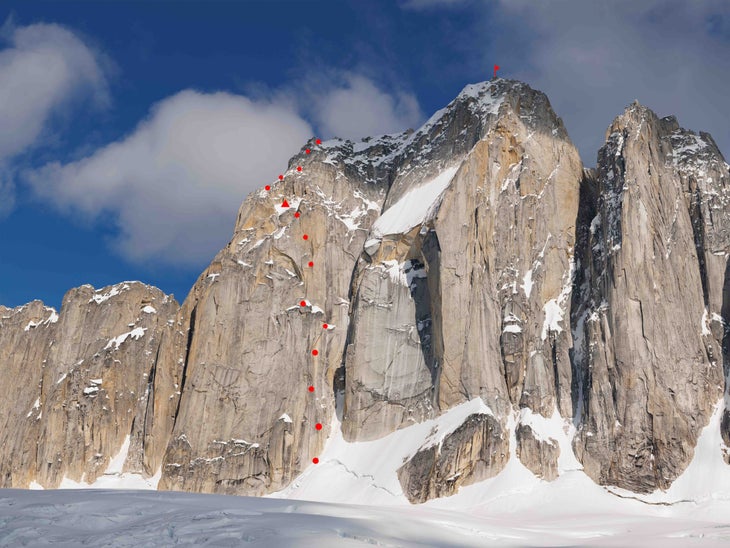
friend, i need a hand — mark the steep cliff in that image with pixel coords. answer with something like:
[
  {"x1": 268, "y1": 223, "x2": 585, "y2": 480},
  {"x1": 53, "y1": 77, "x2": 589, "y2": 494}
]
[
  {"x1": 571, "y1": 104, "x2": 730, "y2": 492},
  {"x1": 342, "y1": 80, "x2": 581, "y2": 453},
  {"x1": 2, "y1": 79, "x2": 729, "y2": 503},
  {"x1": 0, "y1": 283, "x2": 178, "y2": 487}
]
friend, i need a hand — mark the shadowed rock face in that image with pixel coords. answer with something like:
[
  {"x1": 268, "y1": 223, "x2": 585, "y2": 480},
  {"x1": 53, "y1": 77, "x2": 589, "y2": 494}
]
[
  {"x1": 571, "y1": 104, "x2": 730, "y2": 493},
  {"x1": 1, "y1": 80, "x2": 729, "y2": 501}
]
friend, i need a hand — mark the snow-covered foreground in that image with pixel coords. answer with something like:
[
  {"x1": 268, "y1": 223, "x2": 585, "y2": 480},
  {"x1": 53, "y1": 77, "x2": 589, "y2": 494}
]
[
  {"x1": 1, "y1": 487, "x2": 729, "y2": 547},
  {"x1": 5, "y1": 399, "x2": 730, "y2": 545}
]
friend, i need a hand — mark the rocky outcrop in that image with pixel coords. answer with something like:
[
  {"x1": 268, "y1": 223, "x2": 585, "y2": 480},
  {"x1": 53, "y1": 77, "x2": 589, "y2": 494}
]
[
  {"x1": 0, "y1": 283, "x2": 178, "y2": 488},
  {"x1": 516, "y1": 424, "x2": 559, "y2": 480},
  {"x1": 397, "y1": 412, "x2": 508, "y2": 503},
  {"x1": 571, "y1": 104, "x2": 730, "y2": 492}
]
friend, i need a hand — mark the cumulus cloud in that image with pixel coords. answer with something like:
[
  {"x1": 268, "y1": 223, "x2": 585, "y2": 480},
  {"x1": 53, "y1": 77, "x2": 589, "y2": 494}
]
[
  {"x1": 0, "y1": 20, "x2": 109, "y2": 212},
  {"x1": 25, "y1": 91, "x2": 312, "y2": 266},
  {"x1": 490, "y1": 0, "x2": 730, "y2": 162},
  {"x1": 23, "y1": 69, "x2": 423, "y2": 267},
  {"x1": 306, "y1": 73, "x2": 423, "y2": 140},
  {"x1": 6, "y1": 19, "x2": 424, "y2": 267}
]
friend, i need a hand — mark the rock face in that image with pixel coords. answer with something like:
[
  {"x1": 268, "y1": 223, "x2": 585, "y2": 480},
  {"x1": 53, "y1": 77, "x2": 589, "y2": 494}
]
[
  {"x1": 571, "y1": 104, "x2": 730, "y2": 492},
  {"x1": 158, "y1": 139, "x2": 386, "y2": 495},
  {"x1": 398, "y1": 413, "x2": 508, "y2": 503},
  {"x1": 1, "y1": 79, "x2": 729, "y2": 502},
  {"x1": 0, "y1": 283, "x2": 178, "y2": 488},
  {"x1": 516, "y1": 424, "x2": 559, "y2": 481},
  {"x1": 343, "y1": 80, "x2": 582, "y2": 444}
]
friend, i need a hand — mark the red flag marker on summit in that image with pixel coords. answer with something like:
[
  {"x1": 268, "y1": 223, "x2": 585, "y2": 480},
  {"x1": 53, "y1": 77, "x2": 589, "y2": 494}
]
[{"x1": 493, "y1": 64, "x2": 500, "y2": 78}]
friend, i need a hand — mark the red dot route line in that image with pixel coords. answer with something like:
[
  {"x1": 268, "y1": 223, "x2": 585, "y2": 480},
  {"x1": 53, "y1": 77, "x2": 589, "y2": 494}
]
[{"x1": 269, "y1": 137, "x2": 325, "y2": 466}]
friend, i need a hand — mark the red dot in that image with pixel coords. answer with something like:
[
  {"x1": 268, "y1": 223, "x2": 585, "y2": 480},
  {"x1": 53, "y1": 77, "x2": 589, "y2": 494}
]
[
  {"x1": 315, "y1": 139, "x2": 322, "y2": 145},
  {"x1": 308, "y1": 385, "x2": 314, "y2": 392},
  {"x1": 322, "y1": 323, "x2": 328, "y2": 329},
  {"x1": 297, "y1": 166, "x2": 302, "y2": 172},
  {"x1": 315, "y1": 423, "x2": 323, "y2": 430},
  {"x1": 305, "y1": 149, "x2": 311, "y2": 154},
  {"x1": 312, "y1": 457, "x2": 319, "y2": 464},
  {"x1": 300, "y1": 300, "x2": 307, "y2": 307},
  {"x1": 312, "y1": 349, "x2": 318, "y2": 356},
  {"x1": 303, "y1": 234, "x2": 308, "y2": 240},
  {"x1": 308, "y1": 261, "x2": 314, "y2": 267},
  {"x1": 265, "y1": 185, "x2": 270, "y2": 191},
  {"x1": 278, "y1": 175, "x2": 283, "y2": 180},
  {"x1": 294, "y1": 212, "x2": 300, "y2": 218}
]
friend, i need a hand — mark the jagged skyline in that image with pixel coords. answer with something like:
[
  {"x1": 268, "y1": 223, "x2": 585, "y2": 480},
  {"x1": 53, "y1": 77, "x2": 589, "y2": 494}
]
[{"x1": 1, "y1": 1, "x2": 728, "y2": 311}]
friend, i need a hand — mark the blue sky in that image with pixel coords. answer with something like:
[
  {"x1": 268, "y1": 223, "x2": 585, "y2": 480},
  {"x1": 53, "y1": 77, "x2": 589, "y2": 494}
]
[{"x1": 1, "y1": 0, "x2": 729, "y2": 310}]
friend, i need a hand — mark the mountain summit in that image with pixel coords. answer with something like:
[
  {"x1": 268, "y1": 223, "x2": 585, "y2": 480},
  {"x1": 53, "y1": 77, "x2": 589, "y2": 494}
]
[{"x1": 1, "y1": 79, "x2": 729, "y2": 503}]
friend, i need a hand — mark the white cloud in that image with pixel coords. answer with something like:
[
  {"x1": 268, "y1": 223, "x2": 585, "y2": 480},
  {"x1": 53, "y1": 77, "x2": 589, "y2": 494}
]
[
  {"x1": 25, "y1": 91, "x2": 313, "y2": 266},
  {"x1": 23, "y1": 69, "x2": 423, "y2": 268},
  {"x1": 308, "y1": 73, "x2": 423, "y2": 140},
  {"x1": 490, "y1": 0, "x2": 730, "y2": 162},
  {"x1": 5, "y1": 19, "x2": 424, "y2": 267},
  {"x1": 0, "y1": 21, "x2": 108, "y2": 161},
  {"x1": 0, "y1": 20, "x2": 109, "y2": 214}
]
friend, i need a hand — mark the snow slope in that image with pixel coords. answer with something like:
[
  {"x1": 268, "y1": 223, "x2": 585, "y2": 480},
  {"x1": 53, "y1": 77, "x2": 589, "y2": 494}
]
[
  {"x1": 2, "y1": 483, "x2": 729, "y2": 546},
  {"x1": 12, "y1": 398, "x2": 730, "y2": 546}
]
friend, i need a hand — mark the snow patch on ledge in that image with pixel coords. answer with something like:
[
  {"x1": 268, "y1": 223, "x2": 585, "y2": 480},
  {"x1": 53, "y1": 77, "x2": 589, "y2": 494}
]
[
  {"x1": 541, "y1": 258, "x2": 574, "y2": 340},
  {"x1": 372, "y1": 165, "x2": 459, "y2": 238},
  {"x1": 23, "y1": 308, "x2": 58, "y2": 331},
  {"x1": 522, "y1": 269, "x2": 534, "y2": 299},
  {"x1": 701, "y1": 308, "x2": 712, "y2": 336},
  {"x1": 104, "y1": 327, "x2": 147, "y2": 350}
]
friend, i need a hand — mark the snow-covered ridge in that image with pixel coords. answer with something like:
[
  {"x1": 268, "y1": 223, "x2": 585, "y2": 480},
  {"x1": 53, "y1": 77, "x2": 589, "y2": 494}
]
[
  {"x1": 314, "y1": 79, "x2": 515, "y2": 179},
  {"x1": 87, "y1": 281, "x2": 161, "y2": 304}
]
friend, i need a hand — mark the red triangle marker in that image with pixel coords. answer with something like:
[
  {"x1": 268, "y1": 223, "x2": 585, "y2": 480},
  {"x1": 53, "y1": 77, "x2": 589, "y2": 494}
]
[{"x1": 281, "y1": 199, "x2": 290, "y2": 208}]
